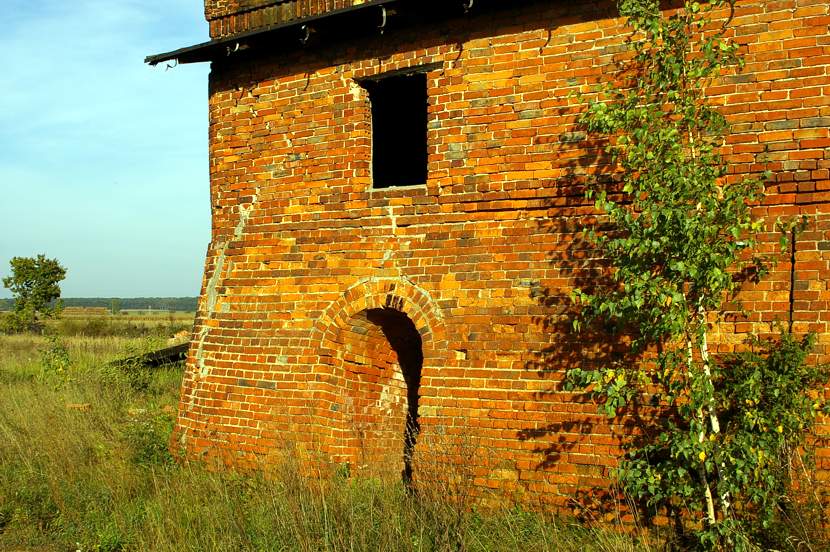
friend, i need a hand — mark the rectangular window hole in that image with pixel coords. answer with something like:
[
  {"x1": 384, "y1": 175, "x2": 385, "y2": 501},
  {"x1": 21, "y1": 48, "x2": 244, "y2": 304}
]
[{"x1": 361, "y1": 71, "x2": 429, "y2": 189}]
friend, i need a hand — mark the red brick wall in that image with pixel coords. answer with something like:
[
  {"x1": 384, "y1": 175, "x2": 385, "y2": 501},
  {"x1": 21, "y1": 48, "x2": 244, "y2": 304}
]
[{"x1": 175, "y1": 0, "x2": 830, "y2": 510}]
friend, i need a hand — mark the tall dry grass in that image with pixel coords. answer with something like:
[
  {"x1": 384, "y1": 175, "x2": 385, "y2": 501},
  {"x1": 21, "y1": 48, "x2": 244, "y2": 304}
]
[{"x1": 0, "y1": 333, "x2": 656, "y2": 551}]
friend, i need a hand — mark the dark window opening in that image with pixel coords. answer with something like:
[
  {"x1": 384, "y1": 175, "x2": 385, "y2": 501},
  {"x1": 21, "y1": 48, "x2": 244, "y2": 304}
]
[{"x1": 363, "y1": 73, "x2": 428, "y2": 189}]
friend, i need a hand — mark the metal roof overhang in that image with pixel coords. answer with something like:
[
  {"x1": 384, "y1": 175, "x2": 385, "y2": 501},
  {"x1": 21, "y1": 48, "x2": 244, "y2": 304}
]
[
  {"x1": 146, "y1": 0, "x2": 402, "y2": 65},
  {"x1": 145, "y1": 0, "x2": 524, "y2": 66}
]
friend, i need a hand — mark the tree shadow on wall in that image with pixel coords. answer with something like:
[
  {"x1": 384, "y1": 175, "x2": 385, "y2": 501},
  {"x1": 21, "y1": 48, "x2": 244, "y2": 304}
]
[{"x1": 514, "y1": 96, "x2": 670, "y2": 522}]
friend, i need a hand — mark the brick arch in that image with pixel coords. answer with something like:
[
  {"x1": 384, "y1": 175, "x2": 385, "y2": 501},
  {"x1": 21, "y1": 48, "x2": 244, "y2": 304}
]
[
  {"x1": 307, "y1": 278, "x2": 448, "y2": 474},
  {"x1": 310, "y1": 278, "x2": 447, "y2": 352}
]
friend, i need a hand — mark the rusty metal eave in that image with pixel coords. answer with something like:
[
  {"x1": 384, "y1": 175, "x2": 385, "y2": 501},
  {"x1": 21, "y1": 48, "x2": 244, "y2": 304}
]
[{"x1": 144, "y1": 0, "x2": 401, "y2": 66}]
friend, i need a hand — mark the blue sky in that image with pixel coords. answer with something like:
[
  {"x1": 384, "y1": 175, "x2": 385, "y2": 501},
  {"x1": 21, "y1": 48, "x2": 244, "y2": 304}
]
[{"x1": 0, "y1": 0, "x2": 211, "y2": 298}]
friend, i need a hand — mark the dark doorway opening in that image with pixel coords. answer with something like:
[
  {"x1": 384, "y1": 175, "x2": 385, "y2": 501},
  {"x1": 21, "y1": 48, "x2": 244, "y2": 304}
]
[
  {"x1": 336, "y1": 307, "x2": 424, "y2": 482},
  {"x1": 366, "y1": 308, "x2": 424, "y2": 483}
]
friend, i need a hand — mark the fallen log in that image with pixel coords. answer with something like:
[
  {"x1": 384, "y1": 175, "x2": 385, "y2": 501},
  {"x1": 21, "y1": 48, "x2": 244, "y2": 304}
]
[{"x1": 111, "y1": 342, "x2": 189, "y2": 369}]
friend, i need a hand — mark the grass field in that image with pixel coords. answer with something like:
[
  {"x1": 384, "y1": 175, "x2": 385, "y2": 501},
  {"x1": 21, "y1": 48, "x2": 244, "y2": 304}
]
[
  {"x1": 0, "y1": 324, "x2": 659, "y2": 551},
  {"x1": 48, "y1": 309, "x2": 195, "y2": 339}
]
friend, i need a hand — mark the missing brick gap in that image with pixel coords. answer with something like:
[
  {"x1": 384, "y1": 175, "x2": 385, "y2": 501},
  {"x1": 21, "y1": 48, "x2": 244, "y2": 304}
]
[
  {"x1": 388, "y1": 205, "x2": 398, "y2": 233},
  {"x1": 342, "y1": 75, "x2": 362, "y2": 102}
]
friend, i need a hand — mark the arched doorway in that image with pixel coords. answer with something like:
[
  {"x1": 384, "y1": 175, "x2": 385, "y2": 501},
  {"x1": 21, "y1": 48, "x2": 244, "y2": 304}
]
[{"x1": 335, "y1": 307, "x2": 423, "y2": 480}]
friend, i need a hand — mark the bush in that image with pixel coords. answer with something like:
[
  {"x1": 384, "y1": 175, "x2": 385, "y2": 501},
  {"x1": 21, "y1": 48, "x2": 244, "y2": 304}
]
[
  {"x1": 124, "y1": 411, "x2": 175, "y2": 467},
  {"x1": 1, "y1": 310, "x2": 39, "y2": 334},
  {"x1": 618, "y1": 333, "x2": 830, "y2": 548},
  {"x1": 39, "y1": 333, "x2": 72, "y2": 382}
]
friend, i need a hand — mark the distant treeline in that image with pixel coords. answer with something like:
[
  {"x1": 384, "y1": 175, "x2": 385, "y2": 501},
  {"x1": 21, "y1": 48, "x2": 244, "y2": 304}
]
[{"x1": 0, "y1": 297, "x2": 198, "y2": 312}]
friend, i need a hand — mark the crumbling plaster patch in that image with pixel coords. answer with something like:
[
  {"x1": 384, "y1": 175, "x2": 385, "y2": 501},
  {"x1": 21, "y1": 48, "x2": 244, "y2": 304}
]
[{"x1": 194, "y1": 187, "x2": 260, "y2": 377}]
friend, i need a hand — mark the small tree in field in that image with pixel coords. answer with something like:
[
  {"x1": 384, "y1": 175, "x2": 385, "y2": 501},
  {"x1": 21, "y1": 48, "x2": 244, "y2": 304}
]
[
  {"x1": 566, "y1": 0, "x2": 829, "y2": 548},
  {"x1": 2, "y1": 255, "x2": 67, "y2": 332}
]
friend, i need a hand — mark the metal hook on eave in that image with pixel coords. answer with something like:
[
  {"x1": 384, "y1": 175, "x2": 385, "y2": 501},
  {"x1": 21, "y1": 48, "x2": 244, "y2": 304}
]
[
  {"x1": 164, "y1": 59, "x2": 179, "y2": 71},
  {"x1": 379, "y1": 6, "x2": 387, "y2": 35},
  {"x1": 463, "y1": 0, "x2": 474, "y2": 13},
  {"x1": 300, "y1": 24, "x2": 311, "y2": 45},
  {"x1": 226, "y1": 42, "x2": 240, "y2": 56}
]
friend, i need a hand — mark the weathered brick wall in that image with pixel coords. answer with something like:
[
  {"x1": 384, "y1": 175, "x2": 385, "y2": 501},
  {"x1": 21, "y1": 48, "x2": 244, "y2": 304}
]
[
  {"x1": 175, "y1": 0, "x2": 830, "y2": 510},
  {"x1": 205, "y1": 0, "x2": 359, "y2": 39}
]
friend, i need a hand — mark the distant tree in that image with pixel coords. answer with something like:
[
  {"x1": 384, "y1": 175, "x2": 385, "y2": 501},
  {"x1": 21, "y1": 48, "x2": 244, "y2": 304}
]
[
  {"x1": 2, "y1": 255, "x2": 67, "y2": 332},
  {"x1": 111, "y1": 298, "x2": 121, "y2": 315}
]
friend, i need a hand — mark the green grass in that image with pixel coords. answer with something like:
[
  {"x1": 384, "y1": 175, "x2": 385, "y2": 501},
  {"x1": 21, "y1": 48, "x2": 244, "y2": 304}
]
[
  {"x1": 0, "y1": 332, "x2": 658, "y2": 552},
  {"x1": 0, "y1": 308, "x2": 195, "y2": 339},
  {"x1": 50, "y1": 311, "x2": 194, "y2": 338}
]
